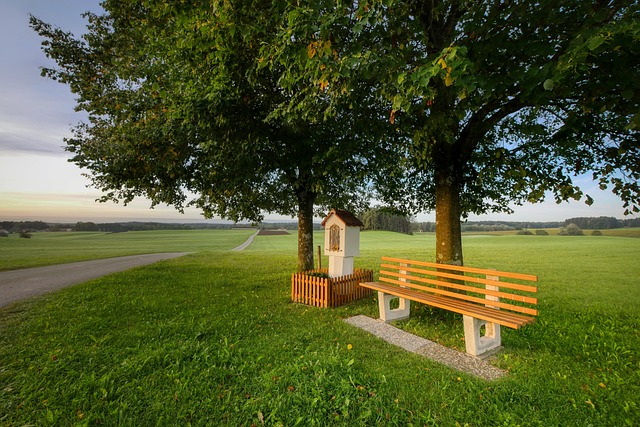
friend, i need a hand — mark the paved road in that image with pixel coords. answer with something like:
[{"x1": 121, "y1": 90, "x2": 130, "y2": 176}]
[{"x1": 0, "y1": 253, "x2": 190, "y2": 308}]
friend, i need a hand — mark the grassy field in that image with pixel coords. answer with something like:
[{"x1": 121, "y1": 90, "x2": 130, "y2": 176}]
[
  {"x1": 0, "y1": 229, "x2": 256, "y2": 271},
  {"x1": 1, "y1": 230, "x2": 639, "y2": 426}
]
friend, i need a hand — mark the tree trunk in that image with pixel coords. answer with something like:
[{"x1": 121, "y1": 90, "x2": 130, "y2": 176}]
[
  {"x1": 297, "y1": 190, "x2": 316, "y2": 272},
  {"x1": 435, "y1": 172, "x2": 464, "y2": 266}
]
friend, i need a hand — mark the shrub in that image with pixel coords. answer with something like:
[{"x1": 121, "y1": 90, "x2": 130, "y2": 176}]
[
  {"x1": 516, "y1": 229, "x2": 533, "y2": 235},
  {"x1": 566, "y1": 223, "x2": 584, "y2": 236},
  {"x1": 535, "y1": 229, "x2": 549, "y2": 235},
  {"x1": 559, "y1": 223, "x2": 584, "y2": 236},
  {"x1": 306, "y1": 272, "x2": 330, "y2": 279},
  {"x1": 19, "y1": 231, "x2": 32, "y2": 239},
  {"x1": 591, "y1": 230, "x2": 603, "y2": 236}
]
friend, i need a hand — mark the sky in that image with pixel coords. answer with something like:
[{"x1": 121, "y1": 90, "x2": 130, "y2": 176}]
[{"x1": 0, "y1": 1, "x2": 633, "y2": 224}]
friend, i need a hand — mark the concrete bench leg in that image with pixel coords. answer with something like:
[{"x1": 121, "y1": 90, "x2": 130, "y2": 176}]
[
  {"x1": 463, "y1": 315, "x2": 501, "y2": 357},
  {"x1": 378, "y1": 292, "x2": 410, "y2": 322}
]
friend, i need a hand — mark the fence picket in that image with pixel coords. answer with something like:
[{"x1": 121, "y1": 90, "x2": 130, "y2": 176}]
[{"x1": 291, "y1": 268, "x2": 373, "y2": 308}]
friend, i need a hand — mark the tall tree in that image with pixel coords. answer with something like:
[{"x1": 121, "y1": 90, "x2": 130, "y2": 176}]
[
  {"x1": 266, "y1": 0, "x2": 640, "y2": 265},
  {"x1": 31, "y1": 0, "x2": 396, "y2": 271}
]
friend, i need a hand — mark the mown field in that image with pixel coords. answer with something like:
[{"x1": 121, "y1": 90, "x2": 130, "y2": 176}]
[
  {"x1": 0, "y1": 229, "x2": 256, "y2": 271},
  {"x1": 1, "y1": 230, "x2": 639, "y2": 426}
]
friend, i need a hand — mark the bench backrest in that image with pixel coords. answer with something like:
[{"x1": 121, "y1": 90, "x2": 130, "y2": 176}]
[{"x1": 379, "y1": 257, "x2": 538, "y2": 316}]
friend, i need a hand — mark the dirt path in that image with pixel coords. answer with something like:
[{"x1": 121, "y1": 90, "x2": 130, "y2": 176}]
[
  {"x1": 230, "y1": 230, "x2": 259, "y2": 251},
  {"x1": 0, "y1": 253, "x2": 189, "y2": 308}
]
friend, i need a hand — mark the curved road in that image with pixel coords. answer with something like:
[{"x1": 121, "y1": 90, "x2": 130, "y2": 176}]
[{"x1": 0, "y1": 253, "x2": 189, "y2": 308}]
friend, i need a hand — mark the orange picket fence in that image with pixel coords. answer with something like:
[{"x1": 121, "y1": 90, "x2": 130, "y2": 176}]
[{"x1": 291, "y1": 268, "x2": 374, "y2": 308}]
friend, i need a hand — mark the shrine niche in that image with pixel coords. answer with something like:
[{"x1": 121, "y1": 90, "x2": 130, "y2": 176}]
[{"x1": 329, "y1": 224, "x2": 340, "y2": 252}]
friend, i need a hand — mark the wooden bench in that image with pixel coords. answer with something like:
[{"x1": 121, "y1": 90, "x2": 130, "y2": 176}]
[{"x1": 359, "y1": 256, "x2": 538, "y2": 356}]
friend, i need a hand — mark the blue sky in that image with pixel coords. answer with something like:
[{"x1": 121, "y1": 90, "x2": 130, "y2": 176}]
[{"x1": 0, "y1": 1, "x2": 632, "y2": 223}]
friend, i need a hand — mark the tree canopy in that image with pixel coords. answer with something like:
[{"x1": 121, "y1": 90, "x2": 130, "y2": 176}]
[
  {"x1": 263, "y1": 0, "x2": 640, "y2": 264},
  {"x1": 32, "y1": 1, "x2": 639, "y2": 267},
  {"x1": 30, "y1": 0, "x2": 398, "y2": 270}
]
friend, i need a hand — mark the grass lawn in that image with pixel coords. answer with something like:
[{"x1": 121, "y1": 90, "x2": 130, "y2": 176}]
[
  {"x1": 0, "y1": 229, "x2": 256, "y2": 271},
  {"x1": 1, "y1": 231, "x2": 639, "y2": 426}
]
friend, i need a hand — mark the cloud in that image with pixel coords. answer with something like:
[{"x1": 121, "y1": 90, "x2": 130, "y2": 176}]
[
  {"x1": 0, "y1": 41, "x2": 82, "y2": 156},
  {"x1": 0, "y1": 119, "x2": 71, "y2": 156},
  {"x1": 0, "y1": 0, "x2": 93, "y2": 156},
  {"x1": 0, "y1": 191, "x2": 211, "y2": 223}
]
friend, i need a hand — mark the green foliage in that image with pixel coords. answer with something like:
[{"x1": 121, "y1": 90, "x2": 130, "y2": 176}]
[
  {"x1": 266, "y1": 1, "x2": 640, "y2": 216},
  {"x1": 28, "y1": 1, "x2": 640, "y2": 268},
  {"x1": 515, "y1": 229, "x2": 533, "y2": 235},
  {"x1": 0, "y1": 221, "x2": 49, "y2": 233},
  {"x1": 591, "y1": 230, "x2": 603, "y2": 236},
  {"x1": 1, "y1": 233, "x2": 639, "y2": 425},
  {"x1": 264, "y1": 0, "x2": 640, "y2": 264},
  {"x1": 306, "y1": 271, "x2": 330, "y2": 279},
  {"x1": 535, "y1": 230, "x2": 550, "y2": 236},
  {"x1": 564, "y1": 216, "x2": 622, "y2": 230},
  {"x1": 361, "y1": 207, "x2": 412, "y2": 234},
  {"x1": 29, "y1": 1, "x2": 400, "y2": 271},
  {"x1": 74, "y1": 221, "x2": 99, "y2": 232},
  {"x1": 559, "y1": 223, "x2": 585, "y2": 236}
]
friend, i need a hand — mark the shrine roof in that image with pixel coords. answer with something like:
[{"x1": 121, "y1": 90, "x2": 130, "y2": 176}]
[{"x1": 320, "y1": 208, "x2": 364, "y2": 228}]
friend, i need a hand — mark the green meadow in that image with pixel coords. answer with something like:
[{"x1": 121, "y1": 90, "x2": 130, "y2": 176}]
[
  {"x1": 0, "y1": 230, "x2": 256, "y2": 271},
  {"x1": 1, "y1": 230, "x2": 639, "y2": 426}
]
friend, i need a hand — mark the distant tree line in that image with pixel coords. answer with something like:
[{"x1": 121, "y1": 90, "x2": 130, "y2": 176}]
[
  {"x1": 469, "y1": 220, "x2": 565, "y2": 230},
  {"x1": 0, "y1": 220, "x2": 248, "y2": 233},
  {"x1": 0, "y1": 221, "x2": 49, "y2": 233},
  {"x1": 361, "y1": 208, "x2": 412, "y2": 235},
  {"x1": 258, "y1": 222, "x2": 322, "y2": 231},
  {"x1": 2, "y1": 216, "x2": 639, "y2": 235},
  {"x1": 94, "y1": 222, "x2": 240, "y2": 232},
  {"x1": 74, "y1": 222, "x2": 100, "y2": 232},
  {"x1": 461, "y1": 223, "x2": 519, "y2": 232},
  {"x1": 412, "y1": 222, "x2": 436, "y2": 233},
  {"x1": 412, "y1": 221, "x2": 565, "y2": 233},
  {"x1": 412, "y1": 218, "x2": 640, "y2": 233},
  {"x1": 564, "y1": 217, "x2": 622, "y2": 229},
  {"x1": 623, "y1": 217, "x2": 640, "y2": 227}
]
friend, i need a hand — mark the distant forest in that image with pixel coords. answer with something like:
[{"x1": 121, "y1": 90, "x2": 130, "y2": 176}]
[
  {"x1": 0, "y1": 221, "x2": 237, "y2": 233},
  {"x1": 1, "y1": 216, "x2": 639, "y2": 234},
  {"x1": 414, "y1": 216, "x2": 640, "y2": 233},
  {"x1": 0, "y1": 220, "x2": 313, "y2": 233}
]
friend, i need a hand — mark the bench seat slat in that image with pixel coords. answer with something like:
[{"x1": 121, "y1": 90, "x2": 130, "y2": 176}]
[
  {"x1": 380, "y1": 270, "x2": 539, "y2": 306},
  {"x1": 379, "y1": 276, "x2": 538, "y2": 316},
  {"x1": 361, "y1": 281, "x2": 535, "y2": 329}
]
